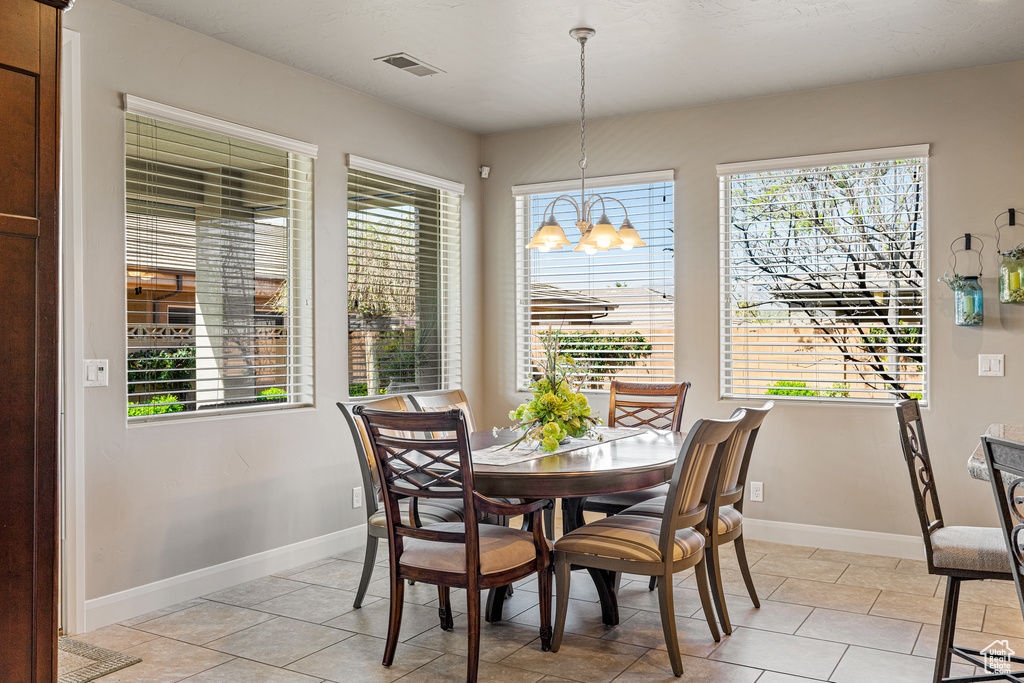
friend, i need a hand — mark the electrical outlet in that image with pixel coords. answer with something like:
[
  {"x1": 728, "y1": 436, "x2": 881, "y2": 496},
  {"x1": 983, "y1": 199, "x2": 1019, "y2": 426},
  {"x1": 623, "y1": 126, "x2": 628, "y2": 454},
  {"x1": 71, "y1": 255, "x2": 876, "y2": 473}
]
[
  {"x1": 352, "y1": 486, "x2": 363, "y2": 509},
  {"x1": 750, "y1": 481, "x2": 764, "y2": 503}
]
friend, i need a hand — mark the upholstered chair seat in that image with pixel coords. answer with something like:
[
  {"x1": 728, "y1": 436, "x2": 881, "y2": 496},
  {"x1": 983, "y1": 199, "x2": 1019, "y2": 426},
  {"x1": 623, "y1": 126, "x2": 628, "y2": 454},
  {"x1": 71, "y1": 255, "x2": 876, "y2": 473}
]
[
  {"x1": 402, "y1": 523, "x2": 551, "y2": 575},
  {"x1": 622, "y1": 497, "x2": 744, "y2": 536},
  {"x1": 555, "y1": 514, "x2": 704, "y2": 563},
  {"x1": 930, "y1": 525, "x2": 1012, "y2": 574}
]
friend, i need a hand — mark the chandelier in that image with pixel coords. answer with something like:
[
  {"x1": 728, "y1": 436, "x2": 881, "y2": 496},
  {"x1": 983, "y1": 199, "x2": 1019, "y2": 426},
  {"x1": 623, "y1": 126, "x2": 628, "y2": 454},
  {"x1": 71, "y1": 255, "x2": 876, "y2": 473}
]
[{"x1": 526, "y1": 27, "x2": 646, "y2": 254}]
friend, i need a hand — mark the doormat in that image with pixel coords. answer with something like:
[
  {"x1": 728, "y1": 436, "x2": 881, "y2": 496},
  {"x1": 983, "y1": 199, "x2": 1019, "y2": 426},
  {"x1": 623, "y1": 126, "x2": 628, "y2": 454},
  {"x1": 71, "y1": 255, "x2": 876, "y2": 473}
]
[{"x1": 58, "y1": 636, "x2": 142, "y2": 683}]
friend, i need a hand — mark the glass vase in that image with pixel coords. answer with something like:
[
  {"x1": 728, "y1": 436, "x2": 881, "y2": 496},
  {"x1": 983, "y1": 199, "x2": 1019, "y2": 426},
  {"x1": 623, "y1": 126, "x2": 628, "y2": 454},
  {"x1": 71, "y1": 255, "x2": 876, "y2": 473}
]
[
  {"x1": 954, "y1": 277, "x2": 983, "y2": 326},
  {"x1": 999, "y1": 254, "x2": 1024, "y2": 303}
]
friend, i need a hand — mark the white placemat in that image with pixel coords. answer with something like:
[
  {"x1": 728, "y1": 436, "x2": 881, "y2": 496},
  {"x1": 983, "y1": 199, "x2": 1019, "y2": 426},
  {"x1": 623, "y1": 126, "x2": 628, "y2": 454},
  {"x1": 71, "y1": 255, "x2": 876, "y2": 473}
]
[{"x1": 473, "y1": 427, "x2": 645, "y2": 466}]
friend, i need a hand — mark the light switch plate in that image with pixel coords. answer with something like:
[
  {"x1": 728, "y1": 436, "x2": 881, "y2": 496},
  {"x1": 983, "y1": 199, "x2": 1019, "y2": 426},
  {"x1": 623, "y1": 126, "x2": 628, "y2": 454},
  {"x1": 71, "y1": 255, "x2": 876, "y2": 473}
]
[
  {"x1": 979, "y1": 354, "x2": 1005, "y2": 377},
  {"x1": 84, "y1": 359, "x2": 109, "y2": 387}
]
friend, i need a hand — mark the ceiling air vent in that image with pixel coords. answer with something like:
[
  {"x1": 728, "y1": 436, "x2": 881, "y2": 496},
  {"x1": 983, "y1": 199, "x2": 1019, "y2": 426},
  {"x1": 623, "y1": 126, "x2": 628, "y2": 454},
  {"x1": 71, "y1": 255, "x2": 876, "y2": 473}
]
[{"x1": 374, "y1": 52, "x2": 445, "y2": 77}]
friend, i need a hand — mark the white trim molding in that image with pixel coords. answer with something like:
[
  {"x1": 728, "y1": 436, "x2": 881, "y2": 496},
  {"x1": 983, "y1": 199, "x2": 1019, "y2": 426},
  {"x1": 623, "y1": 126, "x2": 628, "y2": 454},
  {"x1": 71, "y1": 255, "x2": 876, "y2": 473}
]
[
  {"x1": 83, "y1": 525, "x2": 365, "y2": 633},
  {"x1": 346, "y1": 154, "x2": 465, "y2": 195},
  {"x1": 511, "y1": 169, "x2": 675, "y2": 197},
  {"x1": 742, "y1": 518, "x2": 926, "y2": 561},
  {"x1": 123, "y1": 94, "x2": 319, "y2": 158},
  {"x1": 716, "y1": 144, "x2": 930, "y2": 176},
  {"x1": 61, "y1": 26, "x2": 86, "y2": 638}
]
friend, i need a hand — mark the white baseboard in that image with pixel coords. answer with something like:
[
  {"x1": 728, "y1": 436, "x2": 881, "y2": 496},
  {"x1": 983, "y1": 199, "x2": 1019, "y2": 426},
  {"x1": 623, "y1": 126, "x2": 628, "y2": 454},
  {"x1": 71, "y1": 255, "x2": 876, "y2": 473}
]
[
  {"x1": 84, "y1": 524, "x2": 367, "y2": 632},
  {"x1": 742, "y1": 517, "x2": 925, "y2": 561}
]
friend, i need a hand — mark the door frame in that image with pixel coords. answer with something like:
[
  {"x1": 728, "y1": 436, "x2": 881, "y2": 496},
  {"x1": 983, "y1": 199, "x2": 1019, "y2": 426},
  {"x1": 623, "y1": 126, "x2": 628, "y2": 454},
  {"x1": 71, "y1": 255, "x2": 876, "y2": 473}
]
[{"x1": 60, "y1": 25, "x2": 86, "y2": 636}]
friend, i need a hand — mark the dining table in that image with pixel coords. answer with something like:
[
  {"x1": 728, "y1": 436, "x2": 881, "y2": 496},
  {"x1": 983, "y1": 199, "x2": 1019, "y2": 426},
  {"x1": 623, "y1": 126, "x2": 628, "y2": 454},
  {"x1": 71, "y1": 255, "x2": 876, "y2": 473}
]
[
  {"x1": 468, "y1": 427, "x2": 686, "y2": 625},
  {"x1": 967, "y1": 424, "x2": 1024, "y2": 481}
]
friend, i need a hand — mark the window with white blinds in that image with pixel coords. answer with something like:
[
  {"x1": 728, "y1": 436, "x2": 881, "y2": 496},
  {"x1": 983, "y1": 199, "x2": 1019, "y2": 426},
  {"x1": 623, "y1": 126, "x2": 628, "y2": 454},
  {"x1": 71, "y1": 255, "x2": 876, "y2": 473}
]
[
  {"x1": 347, "y1": 158, "x2": 462, "y2": 396},
  {"x1": 514, "y1": 172, "x2": 675, "y2": 391},
  {"x1": 719, "y1": 145, "x2": 928, "y2": 404},
  {"x1": 125, "y1": 98, "x2": 315, "y2": 420}
]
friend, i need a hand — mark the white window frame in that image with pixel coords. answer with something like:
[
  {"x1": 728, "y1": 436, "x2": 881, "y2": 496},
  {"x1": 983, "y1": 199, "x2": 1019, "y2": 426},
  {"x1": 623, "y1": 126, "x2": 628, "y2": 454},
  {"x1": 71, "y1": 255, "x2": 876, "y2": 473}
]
[
  {"x1": 124, "y1": 96, "x2": 317, "y2": 422},
  {"x1": 513, "y1": 170, "x2": 676, "y2": 393},
  {"x1": 718, "y1": 144, "x2": 930, "y2": 405}
]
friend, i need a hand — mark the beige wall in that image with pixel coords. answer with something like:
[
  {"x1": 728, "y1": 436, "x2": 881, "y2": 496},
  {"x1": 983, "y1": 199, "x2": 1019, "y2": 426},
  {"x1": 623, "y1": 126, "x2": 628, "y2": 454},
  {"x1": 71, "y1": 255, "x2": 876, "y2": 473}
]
[
  {"x1": 480, "y1": 60, "x2": 1024, "y2": 537},
  {"x1": 66, "y1": 0, "x2": 482, "y2": 600},
  {"x1": 65, "y1": 0, "x2": 1024, "y2": 608}
]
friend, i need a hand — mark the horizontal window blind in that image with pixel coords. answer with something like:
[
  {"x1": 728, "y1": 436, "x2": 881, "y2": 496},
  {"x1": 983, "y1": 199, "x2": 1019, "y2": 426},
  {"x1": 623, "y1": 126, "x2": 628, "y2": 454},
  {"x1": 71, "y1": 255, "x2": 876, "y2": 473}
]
[
  {"x1": 516, "y1": 177, "x2": 675, "y2": 391},
  {"x1": 719, "y1": 151, "x2": 928, "y2": 403},
  {"x1": 347, "y1": 168, "x2": 461, "y2": 396},
  {"x1": 125, "y1": 111, "x2": 314, "y2": 420}
]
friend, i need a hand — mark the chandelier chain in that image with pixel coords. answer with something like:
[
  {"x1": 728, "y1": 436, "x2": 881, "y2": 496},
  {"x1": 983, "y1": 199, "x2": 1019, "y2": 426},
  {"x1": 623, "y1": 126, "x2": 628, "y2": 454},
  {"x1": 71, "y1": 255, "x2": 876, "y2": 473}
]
[
  {"x1": 579, "y1": 34, "x2": 587, "y2": 221},
  {"x1": 579, "y1": 36, "x2": 587, "y2": 173}
]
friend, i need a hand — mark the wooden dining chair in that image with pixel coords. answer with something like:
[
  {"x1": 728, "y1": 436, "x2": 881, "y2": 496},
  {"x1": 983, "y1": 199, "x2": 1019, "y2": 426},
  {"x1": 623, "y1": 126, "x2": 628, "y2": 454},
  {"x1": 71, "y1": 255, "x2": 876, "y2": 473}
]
[
  {"x1": 355, "y1": 406, "x2": 554, "y2": 683},
  {"x1": 408, "y1": 388, "x2": 478, "y2": 432},
  {"x1": 896, "y1": 399, "x2": 1012, "y2": 683},
  {"x1": 411, "y1": 388, "x2": 554, "y2": 540},
  {"x1": 581, "y1": 381, "x2": 691, "y2": 518},
  {"x1": 622, "y1": 402, "x2": 773, "y2": 634},
  {"x1": 339, "y1": 397, "x2": 499, "y2": 609},
  {"x1": 552, "y1": 411, "x2": 745, "y2": 677}
]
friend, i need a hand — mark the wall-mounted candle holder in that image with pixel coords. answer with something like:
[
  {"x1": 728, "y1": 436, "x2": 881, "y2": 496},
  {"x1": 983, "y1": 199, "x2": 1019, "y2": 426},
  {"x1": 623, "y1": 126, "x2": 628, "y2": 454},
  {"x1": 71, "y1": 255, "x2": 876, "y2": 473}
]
[
  {"x1": 939, "y1": 233, "x2": 984, "y2": 326},
  {"x1": 995, "y1": 208, "x2": 1024, "y2": 304}
]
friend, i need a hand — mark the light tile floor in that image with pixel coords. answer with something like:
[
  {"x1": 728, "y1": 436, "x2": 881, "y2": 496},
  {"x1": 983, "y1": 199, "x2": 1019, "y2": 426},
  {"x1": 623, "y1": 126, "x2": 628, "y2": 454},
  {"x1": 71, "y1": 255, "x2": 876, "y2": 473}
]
[{"x1": 76, "y1": 535, "x2": 1022, "y2": 682}]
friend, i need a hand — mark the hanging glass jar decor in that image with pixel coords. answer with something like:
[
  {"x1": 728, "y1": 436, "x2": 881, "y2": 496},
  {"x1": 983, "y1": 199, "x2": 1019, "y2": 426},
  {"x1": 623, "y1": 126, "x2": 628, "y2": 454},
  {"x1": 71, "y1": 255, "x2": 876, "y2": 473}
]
[
  {"x1": 939, "y1": 233, "x2": 983, "y2": 326},
  {"x1": 996, "y1": 208, "x2": 1024, "y2": 303},
  {"x1": 999, "y1": 248, "x2": 1024, "y2": 303},
  {"x1": 954, "y1": 276, "x2": 984, "y2": 326}
]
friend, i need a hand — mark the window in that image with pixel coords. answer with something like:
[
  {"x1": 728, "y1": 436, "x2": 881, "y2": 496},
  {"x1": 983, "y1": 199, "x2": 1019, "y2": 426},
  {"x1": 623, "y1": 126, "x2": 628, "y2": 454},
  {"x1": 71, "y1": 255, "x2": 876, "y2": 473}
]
[
  {"x1": 346, "y1": 156, "x2": 463, "y2": 396},
  {"x1": 125, "y1": 96, "x2": 315, "y2": 420},
  {"x1": 514, "y1": 172, "x2": 675, "y2": 391},
  {"x1": 719, "y1": 145, "x2": 928, "y2": 403}
]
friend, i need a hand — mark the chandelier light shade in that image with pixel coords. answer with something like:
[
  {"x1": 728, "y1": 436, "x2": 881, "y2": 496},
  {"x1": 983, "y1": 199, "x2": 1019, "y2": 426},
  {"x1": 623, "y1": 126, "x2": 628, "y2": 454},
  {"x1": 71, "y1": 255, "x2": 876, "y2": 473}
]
[{"x1": 526, "y1": 27, "x2": 644, "y2": 254}]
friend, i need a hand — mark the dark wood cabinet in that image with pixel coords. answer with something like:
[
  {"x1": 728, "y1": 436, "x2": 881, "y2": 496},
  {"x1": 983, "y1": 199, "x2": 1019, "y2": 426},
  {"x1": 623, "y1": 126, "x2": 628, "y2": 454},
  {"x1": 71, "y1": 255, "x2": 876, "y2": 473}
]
[{"x1": 0, "y1": 0, "x2": 70, "y2": 680}]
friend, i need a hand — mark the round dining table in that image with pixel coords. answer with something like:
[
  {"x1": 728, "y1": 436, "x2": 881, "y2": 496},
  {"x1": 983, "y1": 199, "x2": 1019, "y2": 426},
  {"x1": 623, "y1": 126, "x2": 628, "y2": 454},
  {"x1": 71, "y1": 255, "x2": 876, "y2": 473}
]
[{"x1": 469, "y1": 428, "x2": 686, "y2": 625}]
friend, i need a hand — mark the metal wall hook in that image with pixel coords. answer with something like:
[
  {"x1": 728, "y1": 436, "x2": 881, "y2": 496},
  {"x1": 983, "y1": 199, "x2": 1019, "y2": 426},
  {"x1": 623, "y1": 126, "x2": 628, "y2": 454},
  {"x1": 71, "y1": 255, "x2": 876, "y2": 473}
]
[
  {"x1": 949, "y1": 232, "x2": 984, "y2": 278},
  {"x1": 994, "y1": 209, "x2": 1021, "y2": 255}
]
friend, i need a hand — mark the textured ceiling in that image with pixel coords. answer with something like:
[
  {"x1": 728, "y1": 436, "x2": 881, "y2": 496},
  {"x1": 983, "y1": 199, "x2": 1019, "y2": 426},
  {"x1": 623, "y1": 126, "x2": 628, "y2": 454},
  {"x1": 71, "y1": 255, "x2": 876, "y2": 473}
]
[{"x1": 111, "y1": 0, "x2": 1024, "y2": 134}]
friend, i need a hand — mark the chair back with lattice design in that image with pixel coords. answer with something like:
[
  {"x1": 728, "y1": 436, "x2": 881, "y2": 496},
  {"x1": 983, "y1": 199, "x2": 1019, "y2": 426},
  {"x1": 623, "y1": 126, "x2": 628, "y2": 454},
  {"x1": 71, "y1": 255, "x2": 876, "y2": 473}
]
[
  {"x1": 354, "y1": 406, "x2": 481, "y2": 573},
  {"x1": 608, "y1": 381, "x2": 690, "y2": 431},
  {"x1": 660, "y1": 412, "x2": 744, "y2": 553},
  {"x1": 716, "y1": 402, "x2": 773, "y2": 511},
  {"x1": 895, "y1": 399, "x2": 945, "y2": 569},
  {"x1": 982, "y1": 436, "x2": 1024, "y2": 605}
]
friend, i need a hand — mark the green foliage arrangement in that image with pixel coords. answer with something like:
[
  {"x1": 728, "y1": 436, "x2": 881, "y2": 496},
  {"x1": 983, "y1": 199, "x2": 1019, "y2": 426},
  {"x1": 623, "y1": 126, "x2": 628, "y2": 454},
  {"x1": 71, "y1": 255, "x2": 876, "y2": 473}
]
[
  {"x1": 938, "y1": 271, "x2": 968, "y2": 292},
  {"x1": 128, "y1": 394, "x2": 184, "y2": 417},
  {"x1": 506, "y1": 331, "x2": 601, "y2": 453}
]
